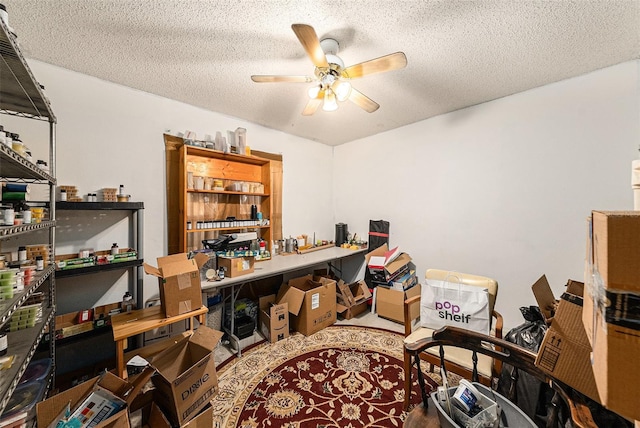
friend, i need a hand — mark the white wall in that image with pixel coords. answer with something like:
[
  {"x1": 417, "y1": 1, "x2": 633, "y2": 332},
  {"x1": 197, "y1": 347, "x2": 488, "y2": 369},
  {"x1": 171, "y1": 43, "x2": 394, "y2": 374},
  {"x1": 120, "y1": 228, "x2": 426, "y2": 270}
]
[
  {"x1": 334, "y1": 60, "x2": 640, "y2": 330},
  {"x1": 3, "y1": 61, "x2": 334, "y2": 311},
  {"x1": 5, "y1": 59, "x2": 638, "y2": 327}
]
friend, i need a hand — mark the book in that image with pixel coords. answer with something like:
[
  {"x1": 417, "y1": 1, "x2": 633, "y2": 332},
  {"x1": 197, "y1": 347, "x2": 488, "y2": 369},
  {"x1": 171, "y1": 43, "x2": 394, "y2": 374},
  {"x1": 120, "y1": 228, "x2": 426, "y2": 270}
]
[
  {"x1": 384, "y1": 246, "x2": 401, "y2": 265},
  {"x1": 367, "y1": 255, "x2": 386, "y2": 269},
  {"x1": 368, "y1": 246, "x2": 401, "y2": 270}
]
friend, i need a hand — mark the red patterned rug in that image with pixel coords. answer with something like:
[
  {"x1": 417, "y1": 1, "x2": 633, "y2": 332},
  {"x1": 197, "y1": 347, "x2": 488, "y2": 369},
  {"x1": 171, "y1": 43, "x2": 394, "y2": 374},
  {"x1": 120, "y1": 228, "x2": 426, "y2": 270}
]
[{"x1": 211, "y1": 325, "x2": 441, "y2": 427}]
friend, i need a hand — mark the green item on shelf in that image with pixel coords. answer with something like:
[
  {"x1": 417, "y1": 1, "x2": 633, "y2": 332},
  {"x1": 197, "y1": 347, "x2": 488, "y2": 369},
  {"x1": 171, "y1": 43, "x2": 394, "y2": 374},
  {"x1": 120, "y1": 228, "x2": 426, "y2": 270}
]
[{"x1": 1, "y1": 191, "x2": 26, "y2": 201}]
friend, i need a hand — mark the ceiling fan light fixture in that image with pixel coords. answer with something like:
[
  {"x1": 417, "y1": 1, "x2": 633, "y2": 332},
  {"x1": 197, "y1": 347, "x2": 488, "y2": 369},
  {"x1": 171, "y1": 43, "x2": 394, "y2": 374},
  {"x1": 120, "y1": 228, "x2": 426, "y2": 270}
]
[
  {"x1": 308, "y1": 85, "x2": 322, "y2": 99},
  {"x1": 322, "y1": 89, "x2": 338, "y2": 112},
  {"x1": 332, "y1": 80, "x2": 352, "y2": 102}
]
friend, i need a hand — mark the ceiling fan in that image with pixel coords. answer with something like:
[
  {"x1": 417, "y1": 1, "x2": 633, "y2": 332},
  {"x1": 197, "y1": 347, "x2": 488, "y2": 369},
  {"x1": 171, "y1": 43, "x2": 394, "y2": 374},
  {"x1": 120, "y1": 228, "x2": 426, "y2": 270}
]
[{"x1": 251, "y1": 24, "x2": 407, "y2": 115}]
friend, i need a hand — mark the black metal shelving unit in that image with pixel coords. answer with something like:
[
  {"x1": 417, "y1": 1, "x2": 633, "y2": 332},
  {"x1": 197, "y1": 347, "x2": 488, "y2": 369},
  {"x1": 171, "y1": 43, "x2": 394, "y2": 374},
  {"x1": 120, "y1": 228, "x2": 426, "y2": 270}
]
[
  {"x1": 54, "y1": 201, "x2": 144, "y2": 304},
  {"x1": 0, "y1": 15, "x2": 57, "y2": 415},
  {"x1": 53, "y1": 201, "x2": 144, "y2": 382}
]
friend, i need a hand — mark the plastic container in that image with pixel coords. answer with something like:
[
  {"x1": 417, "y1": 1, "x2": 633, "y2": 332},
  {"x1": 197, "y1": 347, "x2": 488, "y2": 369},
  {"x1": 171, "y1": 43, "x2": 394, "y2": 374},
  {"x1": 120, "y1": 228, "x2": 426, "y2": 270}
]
[
  {"x1": 432, "y1": 382, "x2": 536, "y2": 428},
  {"x1": 18, "y1": 358, "x2": 52, "y2": 385},
  {"x1": 0, "y1": 381, "x2": 46, "y2": 427}
]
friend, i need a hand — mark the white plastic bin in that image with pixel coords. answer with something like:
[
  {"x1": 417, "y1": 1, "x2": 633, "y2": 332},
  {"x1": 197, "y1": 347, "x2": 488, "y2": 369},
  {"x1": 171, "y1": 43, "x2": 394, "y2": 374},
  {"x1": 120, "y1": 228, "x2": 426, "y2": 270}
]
[{"x1": 432, "y1": 382, "x2": 536, "y2": 428}]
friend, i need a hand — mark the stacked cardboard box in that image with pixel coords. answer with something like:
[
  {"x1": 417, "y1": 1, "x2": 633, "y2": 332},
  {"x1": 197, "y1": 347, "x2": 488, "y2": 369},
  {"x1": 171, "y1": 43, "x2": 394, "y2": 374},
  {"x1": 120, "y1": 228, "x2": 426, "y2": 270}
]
[
  {"x1": 581, "y1": 211, "x2": 640, "y2": 421},
  {"x1": 532, "y1": 275, "x2": 600, "y2": 403},
  {"x1": 366, "y1": 244, "x2": 417, "y2": 290},
  {"x1": 365, "y1": 244, "x2": 419, "y2": 323}
]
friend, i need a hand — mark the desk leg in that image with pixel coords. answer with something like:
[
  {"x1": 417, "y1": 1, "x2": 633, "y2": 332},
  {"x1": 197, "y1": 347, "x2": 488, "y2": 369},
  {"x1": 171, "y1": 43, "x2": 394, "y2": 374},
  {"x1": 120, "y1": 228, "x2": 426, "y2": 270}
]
[
  {"x1": 116, "y1": 339, "x2": 127, "y2": 379},
  {"x1": 229, "y1": 283, "x2": 242, "y2": 358}
]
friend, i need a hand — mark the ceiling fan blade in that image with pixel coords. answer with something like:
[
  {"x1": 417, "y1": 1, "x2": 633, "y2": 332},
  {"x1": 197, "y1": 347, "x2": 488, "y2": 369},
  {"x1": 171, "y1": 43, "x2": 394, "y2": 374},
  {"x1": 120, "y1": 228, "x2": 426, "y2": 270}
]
[
  {"x1": 291, "y1": 24, "x2": 329, "y2": 69},
  {"x1": 302, "y1": 97, "x2": 322, "y2": 116},
  {"x1": 251, "y1": 75, "x2": 315, "y2": 83},
  {"x1": 348, "y1": 88, "x2": 380, "y2": 113},
  {"x1": 342, "y1": 52, "x2": 407, "y2": 79}
]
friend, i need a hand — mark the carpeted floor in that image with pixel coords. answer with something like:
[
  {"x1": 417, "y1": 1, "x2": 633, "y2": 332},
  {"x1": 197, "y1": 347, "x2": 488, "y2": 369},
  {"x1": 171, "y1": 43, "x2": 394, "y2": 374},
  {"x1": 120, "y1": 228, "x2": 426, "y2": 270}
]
[{"x1": 210, "y1": 325, "x2": 441, "y2": 427}]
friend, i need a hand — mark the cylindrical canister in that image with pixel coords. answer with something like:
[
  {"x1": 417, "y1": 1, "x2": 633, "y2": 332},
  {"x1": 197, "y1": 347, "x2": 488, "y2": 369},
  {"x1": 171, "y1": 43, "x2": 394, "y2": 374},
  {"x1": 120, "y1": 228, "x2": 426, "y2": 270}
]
[{"x1": 335, "y1": 223, "x2": 348, "y2": 247}]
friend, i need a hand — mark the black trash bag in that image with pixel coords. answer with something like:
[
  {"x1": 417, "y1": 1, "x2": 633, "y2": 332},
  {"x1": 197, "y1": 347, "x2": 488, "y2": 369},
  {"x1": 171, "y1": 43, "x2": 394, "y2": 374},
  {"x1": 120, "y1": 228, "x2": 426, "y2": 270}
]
[{"x1": 497, "y1": 306, "x2": 551, "y2": 424}]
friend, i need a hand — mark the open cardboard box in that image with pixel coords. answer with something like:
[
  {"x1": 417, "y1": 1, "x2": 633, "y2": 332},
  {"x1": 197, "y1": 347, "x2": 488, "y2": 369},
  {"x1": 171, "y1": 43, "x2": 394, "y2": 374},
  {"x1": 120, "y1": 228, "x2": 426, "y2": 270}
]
[
  {"x1": 259, "y1": 294, "x2": 289, "y2": 343},
  {"x1": 276, "y1": 274, "x2": 336, "y2": 336},
  {"x1": 364, "y1": 244, "x2": 413, "y2": 283},
  {"x1": 36, "y1": 369, "x2": 153, "y2": 428},
  {"x1": 143, "y1": 253, "x2": 206, "y2": 317},
  {"x1": 532, "y1": 275, "x2": 600, "y2": 403},
  {"x1": 335, "y1": 279, "x2": 372, "y2": 320},
  {"x1": 374, "y1": 284, "x2": 421, "y2": 324},
  {"x1": 581, "y1": 211, "x2": 640, "y2": 421},
  {"x1": 150, "y1": 325, "x2": 223, "y2": 426}
]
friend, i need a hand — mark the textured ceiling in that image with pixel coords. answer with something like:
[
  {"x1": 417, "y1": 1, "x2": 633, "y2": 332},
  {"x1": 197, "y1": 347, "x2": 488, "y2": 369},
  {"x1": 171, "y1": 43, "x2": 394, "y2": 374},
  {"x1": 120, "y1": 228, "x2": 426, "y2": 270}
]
[{"x1": 3, "y1": 1, "x2": 639, "y2": 146}]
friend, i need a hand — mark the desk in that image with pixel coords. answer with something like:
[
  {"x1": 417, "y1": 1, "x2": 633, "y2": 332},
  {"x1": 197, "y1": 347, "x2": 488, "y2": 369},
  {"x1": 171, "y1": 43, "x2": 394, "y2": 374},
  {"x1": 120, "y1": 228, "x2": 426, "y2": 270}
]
[
  {"x1": 111, "y1": 305, "x2": 207, "y2": 378},
  {"x1": 201, "y1": 246, "x2": 366, "y2": 356}
]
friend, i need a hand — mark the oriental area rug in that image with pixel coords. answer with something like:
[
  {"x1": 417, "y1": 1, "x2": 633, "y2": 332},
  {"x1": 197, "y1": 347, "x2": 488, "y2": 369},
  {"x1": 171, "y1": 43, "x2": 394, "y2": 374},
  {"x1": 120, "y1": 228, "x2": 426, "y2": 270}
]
[{"x1": 210, "y1": 326, "x2": 441, "y2": 427}]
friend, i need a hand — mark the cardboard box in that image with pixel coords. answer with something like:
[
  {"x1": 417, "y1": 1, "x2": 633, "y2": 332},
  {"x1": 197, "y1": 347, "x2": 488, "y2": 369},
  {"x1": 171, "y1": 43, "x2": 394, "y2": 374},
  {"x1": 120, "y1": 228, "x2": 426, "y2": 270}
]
[
  {"x1": 374, "y1": 284, "x2": 421, "y2": 324},
  {"x1": 336, "y1": 279, "x2": 372, "y2": 320},
  {"x1": 151, "y1": 325, "x2": 223, "y2": 426},
  {"x1": 93, "y1": 302, "x2": 121, "y2": 329},
  {"x1": 146, "y1": 403, "x2": 213, "y2": 428},
  {"x1": 581, "y1": 211, "x2": 640, "y2": 420},
  {"x1": 55, "y1": 311, "x2": 94, "y2": 339},
  {"x1": 95, "y1": 247, "x2": 138, "y2": 265},
  {"x1": 144, "y1": 253, "x2": 206, "y2": 317},
  {"x1": 217, "y1": 256, "x2": 255, "y2": 278},
  {"x1": 55, "y1": 253, "x2": 95, "y2": 270},
  {"x1": 364, "y1": 244, "x2": 414, "y2": 283},
  {"x1": 276, "y1": 275, "x2": 336, "y2": 336},
  {"x1": 36, "y1": 370, "x2": 151, "y2": 428},
  {"x1": 590, "y1": 211, "x2": 640, "y2": 293},
  {"x1": 259, "y1": 295, "x2": 289, "y2": 343},
  {"x1": 337, "y1": 301, "x2": 369, "y2": 320},
  {"x1": 533, "y1": 277, "x2": 600, "y2": 402}
]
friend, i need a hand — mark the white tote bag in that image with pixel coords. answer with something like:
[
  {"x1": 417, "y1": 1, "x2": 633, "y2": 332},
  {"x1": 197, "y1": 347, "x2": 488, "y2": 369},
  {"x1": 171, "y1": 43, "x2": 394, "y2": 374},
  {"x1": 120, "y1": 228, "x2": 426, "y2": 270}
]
[{"x1": 420, "y1": 274, "x2": 491, "y2": 335}]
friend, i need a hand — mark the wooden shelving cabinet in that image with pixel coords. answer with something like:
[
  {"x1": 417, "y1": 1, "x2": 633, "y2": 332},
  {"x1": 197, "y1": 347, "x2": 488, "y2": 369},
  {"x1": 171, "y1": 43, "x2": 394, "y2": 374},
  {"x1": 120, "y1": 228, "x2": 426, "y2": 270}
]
[{"x1": 164, "y1": 134, "x2": 272, "y2": 254}]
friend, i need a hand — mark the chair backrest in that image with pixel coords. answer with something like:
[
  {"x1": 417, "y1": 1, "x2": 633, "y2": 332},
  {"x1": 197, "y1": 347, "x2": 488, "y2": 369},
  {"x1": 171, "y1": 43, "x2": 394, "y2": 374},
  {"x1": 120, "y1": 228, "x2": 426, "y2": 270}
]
[{"x1": 425, "y1": 269, "x2": 499, "y2": 315}]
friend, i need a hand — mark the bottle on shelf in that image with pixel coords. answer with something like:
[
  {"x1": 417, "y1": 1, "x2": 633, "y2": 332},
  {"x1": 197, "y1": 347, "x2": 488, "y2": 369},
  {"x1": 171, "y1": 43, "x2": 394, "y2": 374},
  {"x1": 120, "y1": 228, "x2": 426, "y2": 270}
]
[
  {"x1": 17, "y1": 245, "x2": 26, "y2": 262},
  {"x1": 0, "y1": 333, "x2": 7, "y2": 356},
  {"x1": 121, "y1": 291, "x2": 135, "y2": 313},
  {"x1": 111, "y1": 242, "x2": 119, "y2": 255}
]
